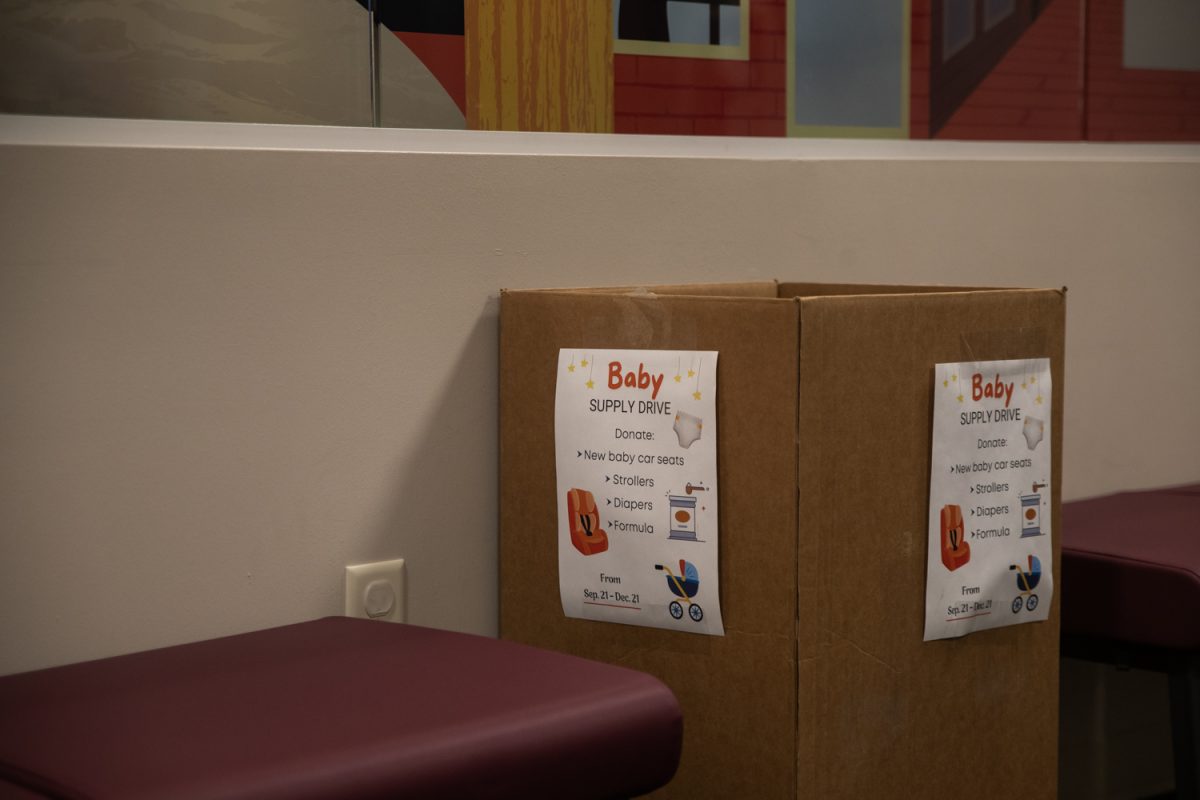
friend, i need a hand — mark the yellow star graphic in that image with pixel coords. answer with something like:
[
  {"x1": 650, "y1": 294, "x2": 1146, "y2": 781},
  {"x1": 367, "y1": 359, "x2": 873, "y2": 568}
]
[
  {"x1": 580, "y1": 359, "x2": 588, "y2": 367},
  {"x1": 951, "y1": 374, "x2": 957, "y2": 382},
  {"x1": 1035, "y1": 395, "x2": 1043, "y2": 404},
  {"x1": 586, "y1": 379, "x2": 594, "y2": 389},
  {"x1": 956, "y1": 394, "x2": 964, "y2": 403},
  {"x1": 687, "y1": 370, "x2": 695, "y2": 378},
  {"x1": 1021, "y1": 382, "x2": 1027, "y2": 390},
  {"x1": 943, "y1": 379, "x2": 948, "y2": 388},
  {"x1": 674, "y1": 374, "x2": 682, "y2": 383},
  {"x1": 692, "y1": 390, "x2": 702, "y2": 400},
  {"x1": 567, "y1": 364, "x2": 575, "y2": 373}
]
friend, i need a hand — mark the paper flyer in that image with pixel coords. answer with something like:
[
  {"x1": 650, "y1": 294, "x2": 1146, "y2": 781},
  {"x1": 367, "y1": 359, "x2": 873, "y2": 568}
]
[
  {"x1": 925, "y1": 358, "x2": 1053, "y2": 641},
  {"x1": 555, "y1": 349, "x2": 723, "y2": 635}
]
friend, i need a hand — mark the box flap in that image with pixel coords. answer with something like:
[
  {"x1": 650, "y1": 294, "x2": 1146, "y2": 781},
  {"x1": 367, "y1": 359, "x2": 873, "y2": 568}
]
[
  {"x1": 779, "y1": 281, "x2": 1011, "y2": 298},
  {"x1": 505, "y1": 281, "x2": 780, "y2": 298}
]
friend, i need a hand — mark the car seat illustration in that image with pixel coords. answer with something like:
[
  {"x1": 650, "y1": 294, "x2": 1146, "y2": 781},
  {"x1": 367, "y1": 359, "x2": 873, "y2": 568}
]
[
  {"x1": 567, "y1": 488, "x2": 607, "y2": 556},
  {"x1": 940, "y1": 504, "x2": 970, "y2": 571}
]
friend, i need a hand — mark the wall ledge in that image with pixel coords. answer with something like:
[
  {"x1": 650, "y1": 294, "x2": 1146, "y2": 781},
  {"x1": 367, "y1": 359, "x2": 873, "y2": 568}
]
[{"x1": 3, "y1": 113, "x2": 1199, "y2": 163}]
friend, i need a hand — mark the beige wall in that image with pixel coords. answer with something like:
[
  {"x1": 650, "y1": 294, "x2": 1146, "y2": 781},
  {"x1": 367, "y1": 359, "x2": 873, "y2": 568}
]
[{"x1": 1, "y1": 115, "x2": 1198, "y2": 677}]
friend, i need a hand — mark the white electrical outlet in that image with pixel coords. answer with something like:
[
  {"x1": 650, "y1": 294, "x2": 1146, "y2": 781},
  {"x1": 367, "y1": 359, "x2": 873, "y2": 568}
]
[{"x1": 344, "y1": 559, "x2": 406, "y2": 623}]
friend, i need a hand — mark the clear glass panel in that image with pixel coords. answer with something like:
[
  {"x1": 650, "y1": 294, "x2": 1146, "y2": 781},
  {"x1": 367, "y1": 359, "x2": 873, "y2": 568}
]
[{"x1": 374, "y1": 3, "x2": 466, "y2": 129}]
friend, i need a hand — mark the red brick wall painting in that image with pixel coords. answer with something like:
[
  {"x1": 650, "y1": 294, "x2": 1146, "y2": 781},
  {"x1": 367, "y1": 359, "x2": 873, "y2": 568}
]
[
  {"x1": 364, "y1": 0, "x2": 1197, "y2": 143},
  {"x1": 912, "y1": 0, "x2": 1085, "y2": 141},
  {"x1": 1085, "y1": 0, "x2": 1200, "y2": 142},
  {"x1": 613, "y1": 0, "x2": 785, "y2": 136},
  {"x1": 912, "y1": 0, "x2": 934, "y2": 139},
  {"x1": 933, "y1": 0, "x2": 1085, "y2": 141}
]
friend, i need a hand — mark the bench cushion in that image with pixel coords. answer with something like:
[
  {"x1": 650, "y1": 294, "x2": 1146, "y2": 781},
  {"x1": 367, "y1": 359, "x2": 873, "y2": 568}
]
[
  {"x1": 0, "y1": 618, "x2": 682, "y2": 799},
  {"x1": 1061, "y1": 484, "x2": 1200, "y2": 651}
]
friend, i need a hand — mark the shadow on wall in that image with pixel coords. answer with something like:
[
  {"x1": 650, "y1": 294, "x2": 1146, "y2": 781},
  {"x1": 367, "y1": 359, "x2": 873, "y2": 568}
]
[{"x1": 362, "y1": 298, "x2": 500, "y2": 635}]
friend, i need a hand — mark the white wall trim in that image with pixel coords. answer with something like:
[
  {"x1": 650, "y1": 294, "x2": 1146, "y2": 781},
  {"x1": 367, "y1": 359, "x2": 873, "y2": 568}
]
[{"x1": 3, "y1": 113, "x2": 1199, "y2": 163}]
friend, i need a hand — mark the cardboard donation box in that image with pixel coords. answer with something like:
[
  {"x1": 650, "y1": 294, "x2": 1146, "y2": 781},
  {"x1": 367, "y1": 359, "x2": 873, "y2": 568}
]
[{"x1": 499, "y1": 282, "x2": 1066, "y2": 799}]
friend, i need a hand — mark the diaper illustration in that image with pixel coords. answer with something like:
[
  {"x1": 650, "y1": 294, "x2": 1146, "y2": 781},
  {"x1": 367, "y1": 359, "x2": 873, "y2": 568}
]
[
  {"x1": 673, "y1": 411, "x2": 703, "y2": 449},
  {"x1": 1022, "y1": 416, "x2": 1044, "y2": 451},
  {"x1": 567, "y1": 488, "x2": 607, "y2": 556},
  {"x1": 940, "y1": 504, "x2": 970, "y2": 572}
]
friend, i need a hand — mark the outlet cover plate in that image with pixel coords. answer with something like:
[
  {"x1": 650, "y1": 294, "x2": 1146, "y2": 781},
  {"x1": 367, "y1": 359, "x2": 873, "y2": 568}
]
[{"x1": 345, "y1": 559, "x2": 406, "y2": 623}]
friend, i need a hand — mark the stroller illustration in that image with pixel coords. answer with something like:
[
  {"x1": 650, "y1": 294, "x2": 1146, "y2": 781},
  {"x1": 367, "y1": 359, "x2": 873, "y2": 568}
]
[
  {"x1": 655, "y1": 559, "x2": 703, "y2": 622},
  {"x1": 1009, "y1": 555, "x2": 1042, "y2": 613}
]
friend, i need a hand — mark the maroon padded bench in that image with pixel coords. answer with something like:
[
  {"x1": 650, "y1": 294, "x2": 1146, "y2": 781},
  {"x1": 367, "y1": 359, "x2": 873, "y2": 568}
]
[
  {"x1": 0, "y1": 617, "x2": 682, "y2": 799},
  {"x1": 1061, "y1": 484, "x2": 1200, "y2": 799}
]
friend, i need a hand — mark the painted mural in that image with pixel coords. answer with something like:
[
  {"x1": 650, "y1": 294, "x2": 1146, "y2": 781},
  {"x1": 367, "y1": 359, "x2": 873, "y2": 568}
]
[{"x1": 2, "y1": 0, "x2": 1197, "y2": 141}]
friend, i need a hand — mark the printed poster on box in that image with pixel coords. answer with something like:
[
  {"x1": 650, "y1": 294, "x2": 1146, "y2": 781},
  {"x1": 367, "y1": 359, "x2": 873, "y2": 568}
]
[
  {"x1": 925, "y1": 358, "x2": 1054, "y2": 641},
  {"x1": 555, "y1": 348, "x2": 724, "y2": 636}
]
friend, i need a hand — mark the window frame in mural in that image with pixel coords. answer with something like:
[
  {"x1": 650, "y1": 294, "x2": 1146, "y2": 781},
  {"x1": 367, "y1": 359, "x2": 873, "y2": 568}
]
[
  {"x1": 614, "y1": 0, "x2": 751, "y2": 61},
  {"x1": 930, "y1": 0, "x2": 1038, "y2": 134},
  {"x1": 984, "y1": 0, "x2": 1018, "y2": 30},
  {"x1": 786, "y1": 0, "x2": 911, "y2": 139},
  {"x1": 1121, "y1": 0, "x2": 1200, "y2": 72}
]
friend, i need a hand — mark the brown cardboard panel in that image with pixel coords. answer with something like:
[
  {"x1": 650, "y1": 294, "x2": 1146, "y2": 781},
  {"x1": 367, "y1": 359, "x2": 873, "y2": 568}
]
[
  {"x1": 500, "y1": 289, "x2": 801, "y2": 798},
  {"x1": 795, "y1": 290, "x2": 1064, "y2": 799},
  {"x1": 499, "y1": 283, "x2": 1065, "y2": 800}
]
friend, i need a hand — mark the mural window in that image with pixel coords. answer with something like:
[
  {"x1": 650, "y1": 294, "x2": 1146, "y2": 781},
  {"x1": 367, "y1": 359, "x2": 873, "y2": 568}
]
[
  {"x1": 614, "y1": 0, "x2": 750, "y2": 60},
  {"x1": 983, "y1": 0, "x2": 1016, "y2": 31},
  {"x1": 943, "y1": 0, "x2": 977, "y2": 60},
  {"x1": 788, "y1": 0, "x2": 910, "y2": 138},
  {"x1": 1122, "y1": 0, "x2": 1200, "y2": 71}
]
